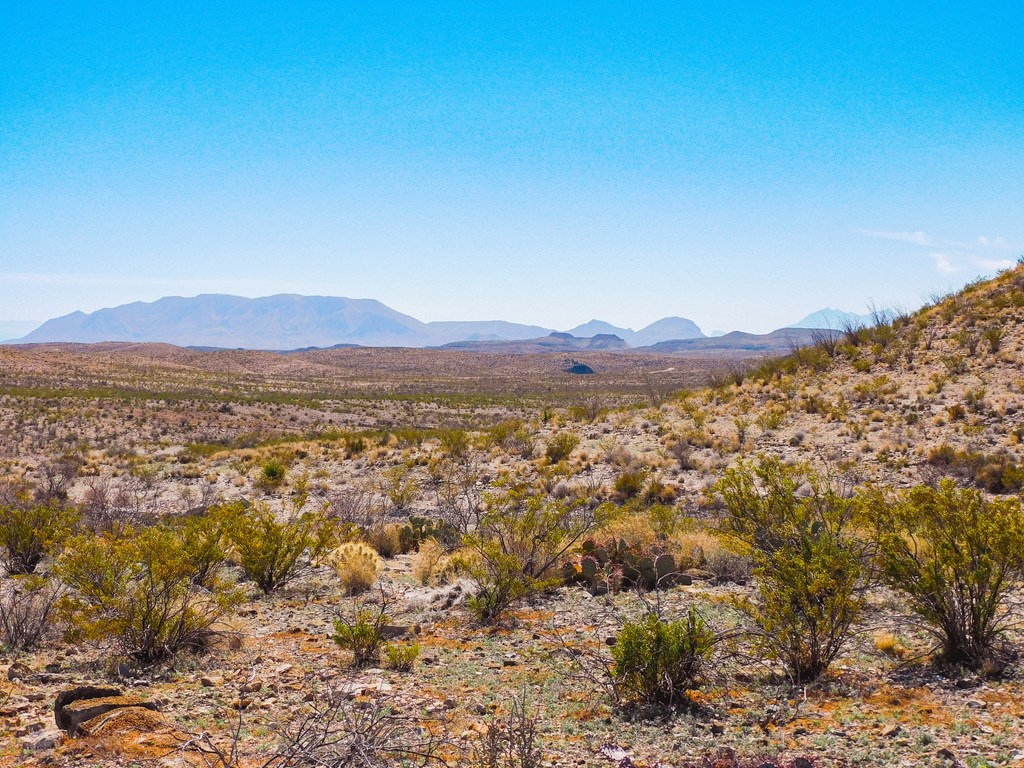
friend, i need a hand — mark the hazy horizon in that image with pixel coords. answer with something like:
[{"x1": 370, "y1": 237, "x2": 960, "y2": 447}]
[{"x1": 2, "y1": 3, "x2": 1021, "y2": 334}]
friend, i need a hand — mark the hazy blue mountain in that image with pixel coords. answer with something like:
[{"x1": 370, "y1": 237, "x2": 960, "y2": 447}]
[
  {"x1": 644, "y1": 328, "x2": 819, "y2": 355},
  {"x1": 18, "y1": 294, "x2": 432, "y2": 349},
  {"x1": 566, "y1": 317, "x2": 704, "y2": 346},
  {"x1": 426, "y1": 320, "x2": 554, "y2": 343},
  {"x1": 788, "y1": 308, "x2": 873, "y2": 330},
  {"x1": 13, "y1": 294, "x2": 707, "y2": 350},
  {"x1": 565, "y1": 319, "x2": 630, "y2": 339},
  {"x1": 442, "y1": 332, "x2": 629, "y2": 353},
  {"x1": 631, "y1": 316, "x2": 704, "y2": 346}
]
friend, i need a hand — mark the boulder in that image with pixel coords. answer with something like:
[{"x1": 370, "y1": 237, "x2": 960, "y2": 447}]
[{"x1": 54, "y1": 685, "x2": 160, "y2": 736}]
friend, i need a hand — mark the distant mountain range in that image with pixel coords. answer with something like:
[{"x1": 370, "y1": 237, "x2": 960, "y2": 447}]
[
  {"x1": 787, "y1": 308, "x2": 873, "y2": 330},
  {"x1": 7, "y1": 294, "x2": 867, "y2": 352},
  {"x1": 11, "y1": 294, "x2": 708, "y2": 350}
]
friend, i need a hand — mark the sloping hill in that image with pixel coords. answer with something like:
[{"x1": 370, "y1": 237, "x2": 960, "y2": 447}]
[{"x1": 666, "y1": 265, "x2": 1024, "y2": 489}]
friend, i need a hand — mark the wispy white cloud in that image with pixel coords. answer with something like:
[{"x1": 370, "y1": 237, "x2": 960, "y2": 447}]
[
  {"x1": 859, "y1": 229, "x2": 1017, "y2": 252},
  {"x1": 929, "y1": 253, "x2": 960, "y2": 275},
  {"x1": 857, "y1": 229, "x2": 943, "y2": 247},
  {"x1": 857, "y1": 229, "x2": 1019, "y2": 275},
  {"x1": 977, "y1": 235, "x2": 1014, "y2": 251},
  {"x1": 974, "y1": 257, "x2": 1015, "y2": 271}
]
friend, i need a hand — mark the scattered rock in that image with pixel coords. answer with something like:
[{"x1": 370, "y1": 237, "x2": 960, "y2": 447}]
[
  {"x1": 21, "y1": 730, "x2": 64, "y2": 751},
  {"x1": 201, "y1": 675, "x2": 224, "y2": 687},
  {"x1": 54, "y1": 686, "x2": 159, "y2": 736},
  {"x1": 7, "y1": 661, "x2": 33, "y2": 681}
]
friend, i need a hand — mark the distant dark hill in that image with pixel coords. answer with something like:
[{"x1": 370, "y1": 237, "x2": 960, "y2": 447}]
[
  {"x1": 643, "y1": 328, "x2": 820, "y2": 356},
  {"x1": 441, "y1": 332, "x2": 630, "y2": 353}
]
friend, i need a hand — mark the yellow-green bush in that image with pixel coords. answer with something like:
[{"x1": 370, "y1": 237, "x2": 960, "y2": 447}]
[
  {"x1": 715, "y1": 457, "x2": 872, "y2": 683},
  {"x1": 611, "y1": 609, "x2": 715, "y2": 709},
  {"x1": 219, "y1": 502, "x2": 336, "y2": 594},
  {"x1": 0, "y1": 499, "x2": 78, "y2": 575},
  {"x1": 56, "y1": 525, "x2": 238, "y2": 663},
  {"x1": 866, "y1": 480, "x2": 1024, "y2": 670}
]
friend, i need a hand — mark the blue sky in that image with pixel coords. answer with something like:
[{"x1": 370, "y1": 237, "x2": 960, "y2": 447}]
[{"x1": 1, "y1": 2, "x2": 1021, "y2": 335}]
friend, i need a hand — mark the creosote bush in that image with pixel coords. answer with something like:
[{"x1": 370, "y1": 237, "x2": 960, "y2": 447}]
[
  {"x1": 332, "y1": 600, "x2": 389, "y2": 667},
  {"x1": 544, "y1": 432, "x2": 580, "y2": 464},
  {"x1": 384, "y1": 642, "x2": 421, "y2": 672},
  {"x1": 715, "y1": 457, "x2": 872, "y2": 683},
  {"x1": 220, "y1": 501, "x2": 336, "y2": 594},
  {"x1": 866, "y1": 479, "x2": 1024, "y2": 671},
  {"x1": 56, "y1": 525, "x2": 239, "y2": 663},
  {"x1": 0, "y1": 499, "x2": 78, "y2": 575},
  {"x1": 466, "y1": 478, "x2": 604, "y2": 624},
  {"x1": 611, "y1": 608, "x2": 715, "y2": 710}
]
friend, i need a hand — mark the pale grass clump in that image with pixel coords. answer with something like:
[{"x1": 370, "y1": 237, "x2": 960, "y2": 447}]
[
  {"x1": 874, "y1": 632, "x2": 911, "y2": 660},
  {"x1": 669, "y1": 529, "x2": 725, "y2": 569},
  {"x1": 412, "y1": 538, "x2": 447, "y2": 585},
  {"x1": 598, "y1": 513, "x2": 657, "y2": 551},
  {"x1": 330, "y1": 541, "x2": 385, "y2": 595},
  {"x1": 412, "y1": 539, "x2": 465, "y2": 586}
]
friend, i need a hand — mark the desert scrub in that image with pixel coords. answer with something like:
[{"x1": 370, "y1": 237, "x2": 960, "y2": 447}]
[
  {"x1": 173, "y1": 510, "x2": 228, "y2": 588},
  {"x1": 218, "y1": 501, "x2": 336, "y2": 594},
  {"x1": 384, "y1": 642, "x2": 421, "y2": 672},
  {"x1": 412, "y1": 537, "x2": 450, "y2": 586},
  {"x1": 0, "y1": 574, "x2": 63, "y2": 650},
  {"x1": 331, "y1": 601, "x2": 388, "y2": 667},
  {"x1": 611, "y1": 609, "x2": 715, "y2": 710},
  {"x1": 714, "y1": 456, "x2": 873, "y2": 683},
  {"x1": 0, "y1": 498, "x2": 78, "y2": 574},
  {"x1": 866, "y1": 480, "x2": 1024, "y2": 671},
  {"x1": 329, "y1": 541, "x2": 385, "y2": 595},
  {"x1": 255, "y1": 459, "x2": 287, "y2": 491},
  {"x1": 544, "y1": 432, "x2": 580, "y2": 463},
  {"x1": 56, "y1": 525, "x2": 239, "y2": 663},
  {"x1": 466, "y1": 478, "x2": 604, "y2": 623}
]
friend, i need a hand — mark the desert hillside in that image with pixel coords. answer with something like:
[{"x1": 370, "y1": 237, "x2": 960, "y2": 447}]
[{"x1": 2, "y1": 265, "x2": 1024, "y2": 767}]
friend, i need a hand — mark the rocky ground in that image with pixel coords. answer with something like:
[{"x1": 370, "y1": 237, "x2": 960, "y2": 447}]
[{"x1": 4, "y1": 267, "x2": 1024, "y2": 767}]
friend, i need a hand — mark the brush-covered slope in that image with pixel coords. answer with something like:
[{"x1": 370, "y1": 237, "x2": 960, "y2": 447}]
[{"x1": 660, "y1": 265, "x2": 1024, "y2": 490}]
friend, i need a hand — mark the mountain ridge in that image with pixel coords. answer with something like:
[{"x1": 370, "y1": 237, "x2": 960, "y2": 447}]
[{"x1": 14, "y1": 293, "x2": 708, "y2": 350}]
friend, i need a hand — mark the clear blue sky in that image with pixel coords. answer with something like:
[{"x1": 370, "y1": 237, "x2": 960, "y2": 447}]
[{"x1": 1, "y1": 2, "x2": 1021, "y2": 334}]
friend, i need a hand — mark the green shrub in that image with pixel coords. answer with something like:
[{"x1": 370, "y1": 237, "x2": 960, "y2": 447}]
[
  {"x1": 384, "y1": 642, "x2": 421, "y2": 672},
  {"x1": 174, "y1": 511, "x2": 228, "y2": 588},
  {"x1": 926, "y1": 444, "x2": 1024, "y2": 494},
  {"x1": 56, "y1": 525, "x2": 238, "y2": 663},
  {"x1": 378, "y1": 464, "x2": 419, "y2": 513},
  {"x1": 544, "y1": 432, "x2": 580, "y2": 464},
  {"x1": 219, "y1": 502, "x2": 336, "y2": 594},
  {"x1": 466, "y1": 479, "x2": 603, "y2": 624},
  {"x1": 714, "y1": 457, "x2": 872, "y2": 683},
  {"x1": 332, "y1": 603, "x2": 388, "y2": 667},
  {"x1": 867, "y1": 480, "x2": 1024, "y2": 670},
  {"x1": 613, "y1": 469, "x2": 647, "y2": 500},
  {"x1": 255, "y1": 460, "x2": 287, "y2": 491},
  {"x1": 0, "y1": 500, "x2": 78, "y2": 575},
  {"x1": 611, "y1": 609, "x2": 715, "y2": 709}
]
